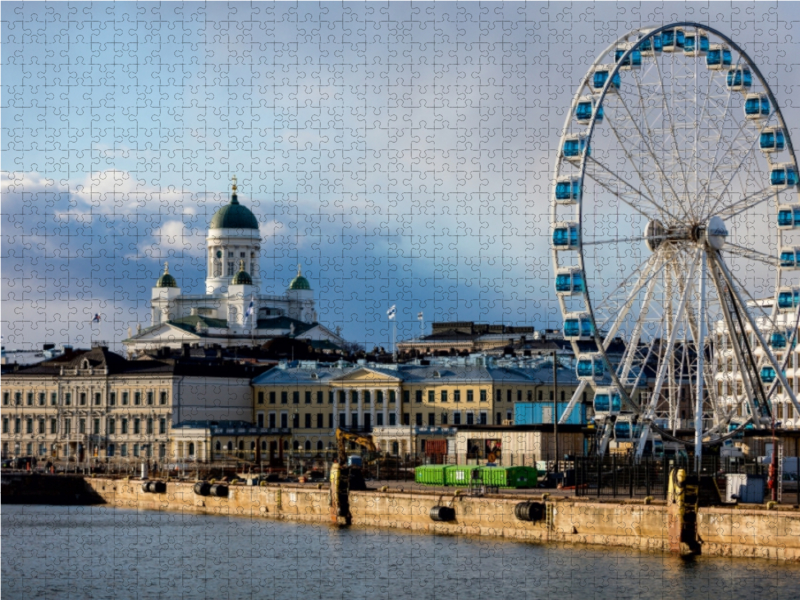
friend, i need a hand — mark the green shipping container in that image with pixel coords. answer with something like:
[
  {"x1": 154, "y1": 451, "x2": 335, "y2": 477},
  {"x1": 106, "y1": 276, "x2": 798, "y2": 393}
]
[
  {"x1": 444, "y1": 465, "x2": 481, "y2": 487},
  {"x1": 479, "y1": 466, "x2": 538, "y2": 489},
  {"x1": 415, "y1": 465, "x2": 449, "y2": 486}
]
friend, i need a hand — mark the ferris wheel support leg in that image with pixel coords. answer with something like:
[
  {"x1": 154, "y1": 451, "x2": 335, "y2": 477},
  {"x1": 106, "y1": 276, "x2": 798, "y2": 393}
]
[
  {"x1": 715, "y1": 253, "x2": 800, "y2": 418},
  {"x1": 598, "y1": 420, "x2": 615, "y2": 458},
  {"x1": 636, "y1": 251, "x2": 700, "y2": 460},
  {"x1": 559, "y1": 380, "x2": 587, "y2": 425},
  {"x1": 694, "y1": 252, "x2": 707, "y2": 473}
]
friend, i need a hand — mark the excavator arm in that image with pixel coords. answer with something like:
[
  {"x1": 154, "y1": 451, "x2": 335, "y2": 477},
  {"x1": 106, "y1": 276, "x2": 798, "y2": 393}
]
[{"x1": 335, "y1": 428, "x2": 377, "y2": 465}]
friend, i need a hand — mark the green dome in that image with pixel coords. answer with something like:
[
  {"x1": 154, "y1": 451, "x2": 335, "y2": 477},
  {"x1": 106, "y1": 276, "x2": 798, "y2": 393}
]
[
  {"x1": 209, "y1": 193, "x2": 259, "y2": 230},
  {"x1": 232, "y1": 260, "x2": 253, "y2": 285},
  {"x1": 156, "y1": 263, "x2": 178, "y2": 288},
  {"x1": 289, "y1": 264, "x2": 311, "y2": 290}
]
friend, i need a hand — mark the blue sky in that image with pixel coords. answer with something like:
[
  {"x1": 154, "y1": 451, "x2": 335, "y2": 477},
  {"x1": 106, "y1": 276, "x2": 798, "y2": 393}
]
[{"x1": 3, "y1": 2, "x2": 800, "y2": 352}]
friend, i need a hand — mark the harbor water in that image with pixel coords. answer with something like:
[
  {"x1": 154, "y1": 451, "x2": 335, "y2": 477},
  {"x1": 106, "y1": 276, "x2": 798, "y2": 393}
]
[{"x1": 2, "y1": 505, "x2": 800, "y2": 600}]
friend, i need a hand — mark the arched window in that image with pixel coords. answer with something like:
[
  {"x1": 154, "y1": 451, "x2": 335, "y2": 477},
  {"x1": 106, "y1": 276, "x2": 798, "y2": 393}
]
[
  {"x1": 283, "y1": 440, "x2": 289, "y2": 450},
  {"x1": 316, "y1": 441, "x2": 323, "y2": 451},
  {"x1": 238, "y1": 440, "x2": 244, "y2": 451},
  {"x1": 227, "y1": 441, "x2": 233, "y2": 451},
  {"x1": 261, "y1": 441, "x2": 267, "y2": 451},
  {"x1": 250, "y1": 441, "x2": 256, "y2": 450},
  {"x1": 392, "y1": 441, "x2": 399, "y2": 455},
  {"x1": 304, "y1": 440, "x2": 311, "y2": 451},
  {"x1": 188, "y1": 442, "x2": 195, "y2": 456},
  {"x1": 292, "y1": 440, "x2": 299, "y2": 451},
  {"x1": 215, "y1": 441, "x2": 221, "y2": 451}
]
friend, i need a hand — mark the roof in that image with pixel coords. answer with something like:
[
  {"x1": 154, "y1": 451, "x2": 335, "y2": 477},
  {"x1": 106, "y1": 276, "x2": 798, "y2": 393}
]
[{"x1": 209, "y1": 193, "x2": 259, "y2": 230}]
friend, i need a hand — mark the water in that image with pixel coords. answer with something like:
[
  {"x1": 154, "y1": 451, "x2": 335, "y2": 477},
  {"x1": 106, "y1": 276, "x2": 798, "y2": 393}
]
[{"x1": 2, "y1": 505, "x2": 799, "y2": 600}]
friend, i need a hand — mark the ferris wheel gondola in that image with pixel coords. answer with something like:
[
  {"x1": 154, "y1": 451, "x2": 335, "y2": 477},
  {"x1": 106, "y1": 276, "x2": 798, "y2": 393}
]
[{"x1": 551, "y1": 23, "x2": 800, "y2": 463}]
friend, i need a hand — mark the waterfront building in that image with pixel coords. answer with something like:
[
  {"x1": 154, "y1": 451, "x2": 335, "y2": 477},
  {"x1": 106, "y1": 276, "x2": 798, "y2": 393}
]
[
  {"x1": 251, "y1": 355, "x2": 587, "y2": 456},
  {"x1": 0, "y1": 346, "x2": 268, "y2": 463},
  {"x1": 397, "y1": 322, "x2": 543, "y2": 355},
  {"x1": 124, "y1": 178, "x2": 345, "y2": 357},
  {"x1": 169, "y1": 420, "x2": 291, "y2": 466}
]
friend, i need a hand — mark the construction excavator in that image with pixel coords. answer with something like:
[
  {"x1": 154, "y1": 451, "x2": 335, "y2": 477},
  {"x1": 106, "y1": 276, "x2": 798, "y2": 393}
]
[{"x1": 330, "y1": 428, "x2": 377, "y2": 525}]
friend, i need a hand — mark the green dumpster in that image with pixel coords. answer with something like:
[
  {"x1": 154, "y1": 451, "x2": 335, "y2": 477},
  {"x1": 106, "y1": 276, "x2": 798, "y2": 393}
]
[
  {"x1": 414, "y1": 465, "x2": 448, "y2": 486},
  {"x1": 479, "y1": 466, "x2": 538, "y2": 489},
  {"x1": 444, "y1": 465, "x2": 481, "y2": 487}
]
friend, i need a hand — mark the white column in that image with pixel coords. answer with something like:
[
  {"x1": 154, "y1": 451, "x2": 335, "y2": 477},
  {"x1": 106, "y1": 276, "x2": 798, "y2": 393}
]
[
  {"x1": 332, "y1": 389, "x2": 339, "y2": 432},
  {"x1": 357, "y1": 390, "x2": 363, "y2": 430},
  {"x1": 382, "y1": 388, "x2": 389, "y2": 427},
  {"x1": 395, "y1": 387, "x2": 402, "y2": 428},
  {"x1": 370, "y1": 389, "x2": 376, "y2": 431}
]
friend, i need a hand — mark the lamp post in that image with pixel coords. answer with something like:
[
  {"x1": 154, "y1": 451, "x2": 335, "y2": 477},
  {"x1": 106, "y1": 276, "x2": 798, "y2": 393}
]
[{"x1": 552, "y1": 349, "x2": 559, "y2": 479}]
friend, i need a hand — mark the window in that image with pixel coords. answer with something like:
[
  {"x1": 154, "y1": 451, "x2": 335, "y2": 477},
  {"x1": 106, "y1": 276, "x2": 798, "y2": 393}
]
[
  {"x1": 79, "y1": 419, "x2": 86, "y2": 434},
  {"x1": 2, "y1": 392, "x2": 8, "y2": 406},
  {"x1": 328, "y1": 414, "x2": 333, "y2": 428},
  {"x1": 441, "y1": 390, "x2": 448, "y2": 403},
  {"x1": 38, "y1": 419, "x2": 45, "y2": 434},
  {"x1": 95, "y1": 393, "x2": 102, "y2": 406},
  {"x1": 416, "y1": 413, "x2": 423, "y2": 426},
  {"x1": 50, "y1": 393, "x2": 57, "y2": 406},
  {"x1": 304, "y1": 414, "x2": 311, "y2": 429},
  {"x1": 454, "y1": 390, "x2": 461, "y2": 403},
  {"x1": 453, "y1": 412, "x2": 462, "y2": 425},
  {"x1": 376, "y1": 391, "x2": 383, "y2": 404},
  {"x1": 147, "y1": 418, "x2": 153, "y2": 435},
  {"x1": 14, "y1": 418, "x2": 21, "y2": 434},
  {"x1": 416, "y1": 390, "x2": 422, "y2": 403},
  {"x1": 403, "y1": 390, "x2": 410, "y2": 404},
  {"x1": 479, "y1": 411, "x2": 487, "y2": 425},
  {"x1": 64, "y1": 418, "x2": 71, "y2": 435},
  {"x1": 269, "y1": 413, "x2": 276, "y2": 428},
  {"x1": 107, "y1": 444, "x2": 115, "y2": 457},
  {"x1": 403, "y1": 413, "x2": 409, "y2": 425},
  {"x1": 188, "y1": 442, "x2": 195, "y2": 456},
  {"x1": 109, "y1": 392, "x2": 116, "y2": 406},
  {"x1": 64, "y1": 393, "x2": 71, "y2": 406},
  {"x1": 280, "y1": 413, "x2": 288, "y2": 428},
  {"x1": 281, "y1": 392, "x2": 288, "y2": 404},
  {"x1": 26, "y1": 418, "x2": 33, "y2": 434},
  {"x1": 292, "y1": 414, "x2": 300, "y2": 428},
  {"x1": 527, "y1": 390, "x2": 533, "y2": 401},
  {"x1": 120, "y1": 444, "x2": 128, "y2": 457},
  {"x1": 258, "y1": 391, "x2": 264, "y2": 405},
  {"x1": 293, "y1": 391, "x2": 300, "y2": 404},
  {"x1": 329, "y1": 391, "x2": 334, "y2": 404},
  {"x1": 441, "y1": 413, "x2": 448, "y2": 425},
  {"x1": 133, "y1": 444, "x2": 140, "y2": 458},
  {"x1": 466, "y1": 412, "x2": 474, "y2": 425},
  {"x1": 27, "y1": 393, "x2": 33, "y2": 406},
  {"x1": 108, "y1": 419, "x2": 116, "y2": 435},
  {"x1": 517, "y1": 390, "x2": 522, "y2": 402},
  {"x1": 549, "y1": 391, "x2": 554, "y2": 401},
  {"x1": 376, "y1": 414, "x2": 384, "y2": 426},
  {"x1": 270, "y1": 392, "x2": 276, "y2": 404},
  {"x1": 147, "y1": 392, "x2": 154, "y2": 406},
  {"x1": 538, "y1": 390, "x2": 543, "y2": 401},
  {"x1": 134, "y1": 392, "x2": 141, "y2": 406},
  {"x1": 38, "y1": 393, "x2": 45, "y2": 406},
  {"x1": 121, "y1": 419, "x2": 128, "y2": 434},
  {"x1": 467, "y1": 390, "x2": 474, "y2": 402},
  {"x1": 160, "y1": 392, "x2": 168, "y2": 405},
  {"x1": 159, "y1": 418, "x2": 166, "y2": 435},
  {"x1": 257, "y1": 413, "x2": 265, "y2": 427},
  {"x1": 507, "y1": 390, "x2": 512, "y2": 402},
  {"x1": 495, "y1": 390, "x2": 501, "y2": 402},
  {"x1": 50, "y1": 419, "x2": 57, "y2": 434},
  {"x1": 122, "y1": 392, "x2": 129, "y2": 406},
  {"x1": 134, "y1": 419, "x2": 141, "y2": 435},
  {"x1": 227, "y1": 261, "x2": 234, "y2": 276},
  {"x1": 428, "y1": 390, "x2": 434, "y2": 403},
  {"x1": 389, "y1": 413, "x2": 396, "y2": 426},
  {"x1": 316, "y1": 414, "x2": 323, "y2": 428},
  {"x1": 317, "y1": 391, "x2": 323, "y2": 404},
  {"x1": 305, "y1": 391, "x2": 311, "y2": 404},
  {"x1": 561, "y1": 391, "x2": 566, "y2": 402},
  {"x1": 480, "y1": 390, "x2": 487, "y2": 402},
  {"x1": 428, "y1": 413, "x2": 435, "y2": 426},
  {"x1": 317, "y1": 441, "x2": 324, "y2": 451},
  {"x1": 389, "y1": 391, "x2": 396, "y2": 403},
  {"x1": 2, "y1": 417, "x2": 8, "y2": 434},
  {"x1": 93, "y1": 419, "x2": 100, "y2": 435},
  {"x1": 79, "y1": 392, "x2": 86, "y2": 406}
]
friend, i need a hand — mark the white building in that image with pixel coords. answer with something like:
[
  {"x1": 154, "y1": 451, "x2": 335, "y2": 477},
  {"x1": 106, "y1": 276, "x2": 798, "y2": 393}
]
[{"x1": 124, "y1": 179, "x2": 345, "y2": 356}]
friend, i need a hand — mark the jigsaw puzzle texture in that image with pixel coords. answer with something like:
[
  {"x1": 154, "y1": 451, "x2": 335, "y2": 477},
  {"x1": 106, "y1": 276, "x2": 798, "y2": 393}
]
[{"x1": 4, "y1": 2, "x2": 800, "y2": 599}]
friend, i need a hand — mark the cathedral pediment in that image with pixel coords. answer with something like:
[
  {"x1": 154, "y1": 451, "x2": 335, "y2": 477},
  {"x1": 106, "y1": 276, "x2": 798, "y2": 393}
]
[{"x1": 331, "y1": 368, "x2": 402, "y2": 384}]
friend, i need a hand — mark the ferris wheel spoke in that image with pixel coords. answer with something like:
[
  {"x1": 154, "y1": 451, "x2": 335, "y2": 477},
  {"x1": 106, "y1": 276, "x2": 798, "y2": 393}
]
[
  {"x1": 613, "y1": 90, "x2": 689, "y2": 221},
  {"x1": 722, "y1": 263, "x2": 782, "y2": 326},
  {"x1": 592, "y1": 252, "x2": 663, "y2": 331},
  {"x1": 580, "y1": 235, "x2": 650, "y2": 247},
  {"x1": 616, "y1": 264, "x2": 663, "y2": 386},
  {"x1": 716, "y1": 184, "x2": 777, "y2": 220},
  {"x1": 721, "y1": 242, "x2": 781, "y2": 268}
]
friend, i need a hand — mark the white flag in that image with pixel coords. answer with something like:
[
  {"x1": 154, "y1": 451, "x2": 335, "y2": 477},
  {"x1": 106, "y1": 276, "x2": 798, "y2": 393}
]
[
  {"x1": 387, "y1": 305, "x2": 396, "y2": 320},
  {"x1": 417, "y1": 312, "x2": 423, "y2": 321},
  {"x1": 245, "y1": 296, "x2": 255, "y2": 324}
]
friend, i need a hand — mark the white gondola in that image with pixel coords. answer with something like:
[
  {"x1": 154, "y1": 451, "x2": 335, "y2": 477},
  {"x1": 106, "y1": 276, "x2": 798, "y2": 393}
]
[
  {"x1": 593, "y1": 386, "x2": 622, "y2": 415},
  {"x1": 683, "y1": 32, "x2": 709, "y2": 56},
  {"x1": 591, "y1": 65, "x2": 620, "y2": 94},
  {"x1": 661, "y1": 28, "x2": 685, "y2": 52},
  {"x1": 779, "y1": 247, "x2": 800, "y2": 269},
  {"x1": 770, "y1": 163, "x2": 798, "y2": 188},
  {"x1": 574, "y1": 95, "x2": 603, "y2": 125},
  {"x1": 563, "y1": 312, "x2": 594, "y2": 341},
  {"x1": 744, "y1": 92, "x2": 770, "y2": 120},
  {"x1": 562, "y1": 133, "x2": 589, "y2": 162},
  {"x1": 555, "y1": 267, "x2": 585, "y2": 296},
  {"x1": 706, "y1": 44, "x2": 732, "y2": 70},
  {"x1": 726, "y1": 67, "x2": 752, "y2": 91},
  {"x1": 777, "y1": 204, "x2": 800, "y2": 229},
  {"x1": 614, "y1": 43, "x2": 641, "y2": 69},
  {"x1": 552, "y1": 222, "x2": 580, "y2": 250},
  {"x1": 613, "y1": 416, "x2": 641, "y2": 441},
  {"x1": 554, "y1": 175, "x2": 582, "y2": 203},
  {"x1": 638, "y1": 33, "x2": 662, "y2": 56},
  {"x1": 776, "y1": 286, "x2": 800, "y2": 312},
  {"x1": 760, "y1": 127, "x2": 786, "y2": 153},
  {"x1": 576, "y1": 353, "x2": 604, "y2": 380}
]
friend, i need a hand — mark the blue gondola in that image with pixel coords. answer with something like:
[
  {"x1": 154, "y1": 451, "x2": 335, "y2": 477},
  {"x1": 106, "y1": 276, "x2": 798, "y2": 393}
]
[
  {"x1": 780, "y1": 248, "x2": 800, "y2": 268},
  {"x1": 684, "y1": 33, "x2": 709, "y2": 55},
  {"x1": 555, "y1": 176, "x2": 582, "y2": 203},
  {"x1": 576, "y1": 354, "x2": 604, "y2": 380},
  {"x1": 563, "y1": 313, "x2": 594, "y2": 340},
  {"x1": 777, "y1": 205, "x2": 800, "y2": 229},
  {"x1": 760, "y1": 366, "x2": 777, "y2": 383},
  {"x1": 552, "y1": 222, "x2": 580, "y2": 250},
  {"x1": 661, "y1": 28, "x2": 685, "y2": 51},
  {"x1": 575, "y1": 96, "x2": 603, "y2": 124},
  {"x1": 726, "y1": 67, "x2": 752, "y2": 91},
  {"x1": 614, "y1": 46, "x2": 642, "y2": 69},
  {"x1": 760, "y1": 127, "x2": 785, "y2": 153},
  {"x1": 777, "y1": 286, "x2": 800, "y2": 311},
  {"x1": 562, "y1": 134, "x2": 589, "y2": 161},
  {"x1": 770, "y1": 163, "x2": 798, "y2": 188},
  {"x1": 555, "y1": 268, "x2": 585, "y2": 295},
  {"x1": 744, "y1": 93, "x2": 770, "y2": 119},
  {"x1": 707, "y1": 44, "x2": 732, "y2": 69},
  {"x1": 593, "y1": 387, "x2": 622, "y2": 414},
  {"x1": 639, "y1": 34, "x2": 663, "y2": 55},
  {"x1": 592, "y1": 67, "x2": 621, "y2": 92},
  {"x1": 770, "y1": 332, "x2": 788, "y2": 349},
  {"x1": 614, "y1": 421, "x2": 642, "y2": 441}
]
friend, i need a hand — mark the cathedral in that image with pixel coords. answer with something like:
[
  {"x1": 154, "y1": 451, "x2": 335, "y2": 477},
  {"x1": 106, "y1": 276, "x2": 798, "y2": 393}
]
[{"x1": 123, "y1": 178, "x2": 345, "y2": 356}]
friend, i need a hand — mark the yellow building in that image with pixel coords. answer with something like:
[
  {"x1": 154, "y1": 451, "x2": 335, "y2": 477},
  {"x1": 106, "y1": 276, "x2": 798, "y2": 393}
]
[{"x1": 252, "y1": 356, "x2": 586, "y2": 455}]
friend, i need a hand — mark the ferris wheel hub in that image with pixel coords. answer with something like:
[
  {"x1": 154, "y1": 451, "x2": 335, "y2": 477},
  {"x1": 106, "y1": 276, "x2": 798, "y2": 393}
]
[{"x1": 704, "y1": 216, "x2": 728, "y2": 250}]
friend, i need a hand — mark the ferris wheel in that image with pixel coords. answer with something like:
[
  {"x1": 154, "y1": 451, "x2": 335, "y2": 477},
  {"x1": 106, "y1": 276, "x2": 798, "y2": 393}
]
[{"x1": 551, "y1": 23, "x2": 800, "y2": 460}]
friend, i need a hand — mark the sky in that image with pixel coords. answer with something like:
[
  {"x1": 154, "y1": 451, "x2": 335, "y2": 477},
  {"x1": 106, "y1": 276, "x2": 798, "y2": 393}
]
[{"x1": 3, "y1": 1, "x2": 800, "y2": 353}]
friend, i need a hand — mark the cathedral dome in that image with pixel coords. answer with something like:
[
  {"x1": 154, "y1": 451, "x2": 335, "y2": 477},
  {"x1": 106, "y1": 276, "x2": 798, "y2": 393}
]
[
  {"x1": 209, "y1": 179, "x2": 259, "y2": 230},
  {"x1": 288, "y1": 264, "x2": 311, "y2": 290},
  {"x1": 232, "y1": 260, "x2": 253, "y2": 285},
  {"x1": 156, "y1": 263, "x2": 178, "y2": 288}
]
